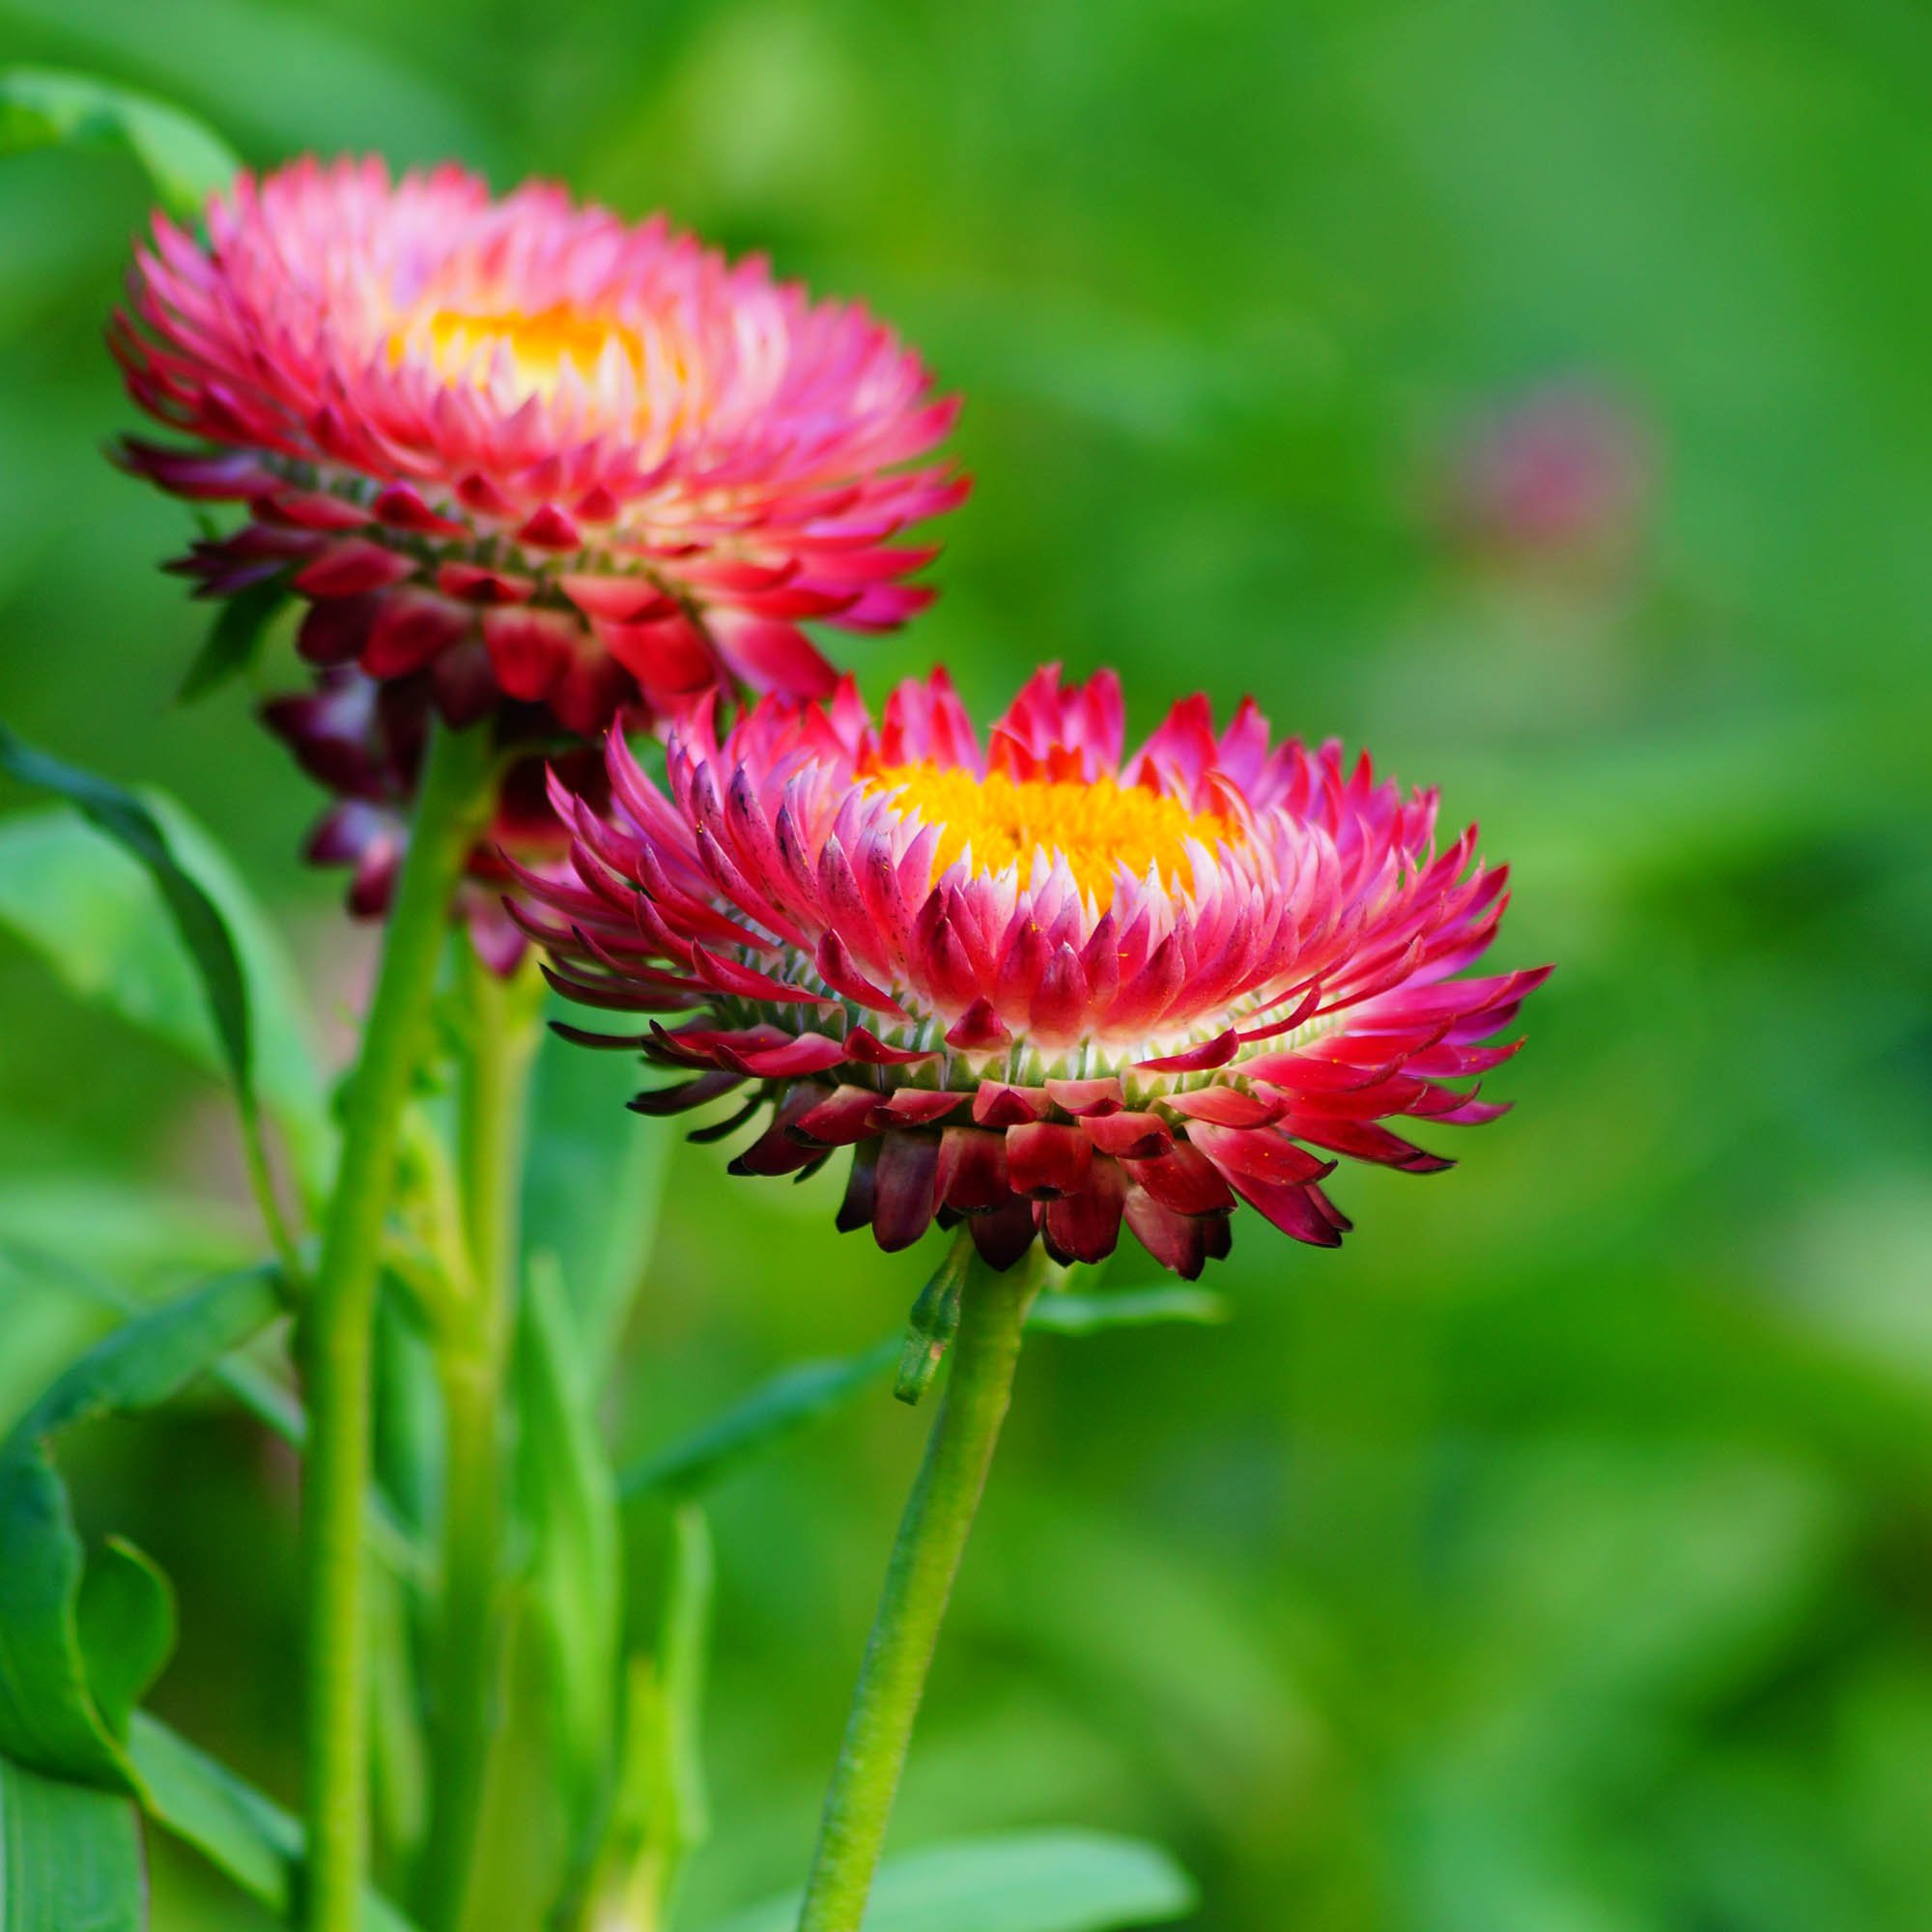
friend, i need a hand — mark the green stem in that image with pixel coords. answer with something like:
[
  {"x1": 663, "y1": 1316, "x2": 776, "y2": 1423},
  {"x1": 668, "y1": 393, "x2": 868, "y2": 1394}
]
[
  {"x1": 301, "y1": 719, "x2": 495, "y2": 1932},
  {"x1": 796, "y1": 1237, "x2": 1045, "y2": 1932},
  {"x1": 415, "y1": 948, "x2": 542, "y2": 1932}
]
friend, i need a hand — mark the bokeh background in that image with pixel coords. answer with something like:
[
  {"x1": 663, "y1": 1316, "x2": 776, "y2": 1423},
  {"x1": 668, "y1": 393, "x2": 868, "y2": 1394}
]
[{"x1": 3, "y1": 2, "x2": 1931, "y2": 1927}]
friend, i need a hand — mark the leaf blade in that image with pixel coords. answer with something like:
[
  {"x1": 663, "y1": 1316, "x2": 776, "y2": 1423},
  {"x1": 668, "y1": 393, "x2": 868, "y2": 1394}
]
[
  {"x1": 0, "y1": 1753, "x2": 144, "y2": 1932},
  {"x1": 0, "y1": 64, "x2": 238, "y2": 218},
  {"x1": 618, "y1": 1340, "x2": 897, "y2": 1504},
  {"x1": 130, "y1": 1713, "x2": 418, "y2": 1931},
  {"x1": 0, "y1": 794, "x2": 335, "y2": 1196},
  {"x1": 702, "y1": 1830, "x2": 1197, "y2": 1932},
  {"x1": 0, "y1": 1266, "x2": 282, "y2": 1792}
]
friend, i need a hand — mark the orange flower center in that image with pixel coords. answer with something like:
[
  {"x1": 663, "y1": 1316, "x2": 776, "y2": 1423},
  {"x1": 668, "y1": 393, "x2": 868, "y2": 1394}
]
[
  {"x1": 408, "y1": 302, "x2": 654, "y2": 399},
  {"x1": 864, "y1": 761, "x2": 1229, "y2": 904}
]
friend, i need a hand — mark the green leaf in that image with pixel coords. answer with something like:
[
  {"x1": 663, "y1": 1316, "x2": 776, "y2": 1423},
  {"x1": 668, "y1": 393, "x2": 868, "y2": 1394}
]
[
  {"x1": 703, "y1": 1831, "x2": 1197, "y2": 1932},
  {"x1": 0, "y1": 65, "x2": 238, "y2": 219},
  {"x1": 0, "y1": 1753, "x2": 143, "y2": 1932},
  {"x1": 130, "y1": 1713, "x2": 419, "y2": 1931},
  {"x1": 71, "y1": 1543, "x2": 174, "y2": 1744},
  {"x1": 522, "y1": 1018, "x2": 671, "y2": 1370},
  {"x1": 1027, "y1": 1288, "x2": 1231, "y2": 1336},
  {"x1": 518, "y1": 1255, "x2": 622, "y2": 1872},
  {"x1": 177, "y1": 580, "x2": 287, "y2": 703},
  {"x1": 618, "y1": 1340, "x2": 898, "y2": 1504},
  {"x1": 0, "y1": 792, "x2": 335, "y2": 1196},
  {"x1": 0, "y1": 1265, "x2": 282, "y2": 1793}
]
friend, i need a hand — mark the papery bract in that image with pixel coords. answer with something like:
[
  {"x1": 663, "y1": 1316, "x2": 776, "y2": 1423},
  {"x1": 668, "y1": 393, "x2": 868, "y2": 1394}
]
[{"x1": 519, "y1": 667, "x2": 1548, "y2": 1277}]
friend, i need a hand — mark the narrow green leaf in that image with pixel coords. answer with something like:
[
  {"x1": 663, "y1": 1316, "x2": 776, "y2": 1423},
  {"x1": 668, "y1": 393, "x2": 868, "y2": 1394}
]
[
  {"x1": 0, "y1": 796, "x2": 335, "y2": 1195},
  {"x1": 703, "y1": 1831, "x2": 1197, "y2": 1932},
  {"x1": 0, "y1": 732, "x2": 250, "y2": 1098},
  {"x1": 0, "y1": 65, "x2": 238, "y2": 219},
  {"x1": 0, "y1": 1753, "x2": 144, "y2": 1932},
  {"x1": 0, "y1": 1266, "x2": 281, "y2": 1792},
  {"x1": 130, "y1": 1713, "x2": 419, "y2": 1931},
  {"x1": 518, "y1": 1256, "x2": 622, "y2": 1871},
  {"x1": 1027, "y1": 1288, "x2": 1231, "y2": 1336},
  {"x1": 177, "y1": 580, "x2": 287, "y2": 703},
  {"x1": 619, "y1": 1340, "x2": 898, "y2": 1503},
  {"x1": 0, "y1": 1238, "x2": 301, "y2": 1449},
  {"x1": 72, "y1": 1543, "x2": 174, "y2": 1743}
]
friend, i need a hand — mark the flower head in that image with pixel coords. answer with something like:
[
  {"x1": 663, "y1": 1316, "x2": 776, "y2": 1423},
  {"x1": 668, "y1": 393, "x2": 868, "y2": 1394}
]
[
  {"x1": 115, "y1": 156, "x2": 963, "y2": 735},
  {"x1": 518, "y1": 667, "x2": 1547, "y2": 1277}
]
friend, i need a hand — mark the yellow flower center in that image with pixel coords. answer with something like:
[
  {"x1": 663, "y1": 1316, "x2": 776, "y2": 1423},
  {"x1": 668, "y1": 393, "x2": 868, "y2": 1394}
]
[
  {"x1": 864, "y1": 761, "x2": 1230, "y2": 904},
  {"x1": 407, "y1": 303, "x2": 651, "y2": 399}
]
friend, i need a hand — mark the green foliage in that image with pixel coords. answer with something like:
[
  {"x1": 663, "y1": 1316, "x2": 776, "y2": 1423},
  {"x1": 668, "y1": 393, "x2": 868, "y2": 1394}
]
[
  {"x1": 0, "y1": 1754, "x2": 143, "y2": 1932},
  {"x1": 522, "y1": 1018, "x2": 672, "y2": 1369},
  {"x1": 0, "y1": 794, "x2": 334, "y2": 1195},
  {"x1": 176, "y1": 582, "x2": 287, "y2": 705},
  {"x1": 0, "y1": 1264, "x2": 280, "y2": 1794},
  {"x1": 129, "y1": 1714, "x2": 419, "y2": 1932},
  {"x1": 704, "y1": 1831, "x2": 1196, "y2": 1932},
  {"x1": 620, "y1": 1341, "x2": 899, "y2": 1504},
  {"x1": 583, "y1": 1507, "x2": 715, "y2": 1930},
  {"x1": 516, "y1": 1255, "x2": 622, "y2": 1881},
  {"x1": 0, "y1": 65, "x2": 237, "y2": 218}
]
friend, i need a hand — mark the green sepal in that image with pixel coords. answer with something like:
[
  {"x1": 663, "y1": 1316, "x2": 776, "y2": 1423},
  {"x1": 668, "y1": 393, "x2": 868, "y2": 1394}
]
[{"x1": 895, "y1": 1239, "x2": 975, "y2": 1406}]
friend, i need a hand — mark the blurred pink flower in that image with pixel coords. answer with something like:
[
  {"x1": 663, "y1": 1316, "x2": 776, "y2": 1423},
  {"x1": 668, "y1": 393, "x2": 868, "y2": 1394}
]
[{"x1": 1440, "y1": 380, "x2": 1653, "y2": 566}]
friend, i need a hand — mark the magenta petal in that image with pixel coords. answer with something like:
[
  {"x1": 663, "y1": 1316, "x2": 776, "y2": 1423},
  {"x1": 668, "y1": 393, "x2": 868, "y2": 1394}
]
[
  {"x1": 872, "y1": 1131, "x2": 940, "y2": 1251},
  {"x1": 870, "y1": 1090, "x2": 966, "y2": 1126},
  {"x1": 969, "y1": 1196, "x2": 1038, "y2": 1270},
  {"x1": 1135, "y1": 1028, "x2": 1239, "y2": 1074},
  {"x1": 936, "y1": 1126, "x2": 1010, "y2": 1211},
  {"x1": 1005, "y1": 1121, "x2": 1094, "y2": 1199},
  {"x1": 1082, "y1": 1110, "x2": 1173, "y2": 1159},
  {"x1": 971, "y1": 1084, "x2": 1047, "y2": 1127},
  {"x1": 1042, "y1": 1076, "x2": 1124, "y2": 1118},
  {"x1": 1163, "y1": 1086, "x2": 1287, "y2": 1128},
  {"x1": 844, "y1": 1026, "x2": 937, "y2": 1065},
  {"x1": 1041, "y1": 1160, "x2": 1126, "y2": 1264},
  {"x1": 1187, "y1": 1122, "x2": 1333, "y2": 1188},
  {"x1": 837, "y1": 1141, "x2": 879, "y2": 1233},
  {"x1": 794, "y1": 1085, "x2": 886, "y2": 1147},
  {"x1": 1122, "y1": 1189, "x2": 1223, "y2": 1280},
  {"x1": 1125, "y1": 1142, "x2": 1236, "y2": 1216},
  {"x1": 727, "y1": 1033, "x2": 848, "y2": 1077},
  {"x1": 944, "y1": 999, "x2": 1010, "y2": 1052}
]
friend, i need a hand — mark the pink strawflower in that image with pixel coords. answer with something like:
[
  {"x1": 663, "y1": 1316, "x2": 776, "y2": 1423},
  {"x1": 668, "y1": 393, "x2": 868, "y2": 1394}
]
[
  {"x1": 114, "y1": 156, "x2": 964, "y2": 734},
  {"x1": 517, "y1": 667, "x2": 1548, "y2": 1278}
]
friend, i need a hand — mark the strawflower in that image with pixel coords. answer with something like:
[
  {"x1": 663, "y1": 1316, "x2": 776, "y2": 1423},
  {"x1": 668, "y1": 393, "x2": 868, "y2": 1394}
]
[
  {"x1": 519, "y1": 666, "x2": 1548, "y2": 1277},
  {"x1": 114, "y1": 156, "x2": 964, "y2": 734}
]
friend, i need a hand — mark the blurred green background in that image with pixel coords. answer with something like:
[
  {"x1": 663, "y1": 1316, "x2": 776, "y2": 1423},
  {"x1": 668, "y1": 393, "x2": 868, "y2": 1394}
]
[{"x1": 3, "y1": 1, "x2": 1931, "y2": 1927}]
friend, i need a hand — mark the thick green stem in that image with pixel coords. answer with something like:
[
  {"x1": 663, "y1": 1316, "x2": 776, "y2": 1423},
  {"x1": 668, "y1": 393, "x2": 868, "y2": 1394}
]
[
  {"x1": 301, "y1": 720, "x2": 495, "y2": 1932},
  {"x1": 796, "y1": 1238, "x2": 1045, "y2": 1932},
  {"x1": 415, "y1": 948, "x2": 542, "y2": 1932}
]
